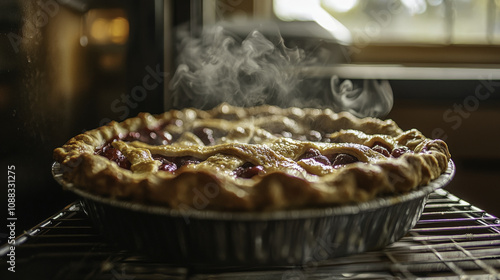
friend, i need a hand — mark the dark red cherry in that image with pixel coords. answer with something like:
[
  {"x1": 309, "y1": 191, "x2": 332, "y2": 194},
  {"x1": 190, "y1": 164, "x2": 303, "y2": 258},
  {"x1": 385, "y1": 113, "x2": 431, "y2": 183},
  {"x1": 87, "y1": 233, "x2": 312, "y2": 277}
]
[
  {"x1": 299, "y1": 148, "x2": 332, "y2": 165},
  {"x1": 153, "y1": 155, "x2": 177, "y2": 172},
  {"x1": 391, "y1": 147, "x2": 410, "y2": 158},
  {"x1": 99, "y1": 144, "x2": 130, "y2": 169},
  {"x1": 372, "y1": 145, "x2": 390, "y2": 157},
  {"x1": 310, "y1": 155, "x2": 331, "y2": 165},
  {"x1": 234, "y1": 162, "x2": 264, "y2": 178},
  {"x1": 331, "y1": 153, "x2": 358, "y2": 167}
]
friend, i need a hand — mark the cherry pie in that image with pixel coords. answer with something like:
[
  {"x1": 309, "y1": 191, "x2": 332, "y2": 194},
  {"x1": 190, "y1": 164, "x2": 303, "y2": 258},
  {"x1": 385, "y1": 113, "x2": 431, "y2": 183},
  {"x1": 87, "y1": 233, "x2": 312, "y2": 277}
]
[{"x1": 53, "y1": 103, "x2": 451, "y2": 211}]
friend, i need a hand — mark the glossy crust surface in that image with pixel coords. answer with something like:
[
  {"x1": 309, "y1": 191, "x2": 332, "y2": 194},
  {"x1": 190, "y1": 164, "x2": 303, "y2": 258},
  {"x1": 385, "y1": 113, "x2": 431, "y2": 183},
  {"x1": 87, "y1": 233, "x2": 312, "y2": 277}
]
[{"x1": 53, "y1": 103, "x2": 451, "y2": 211}]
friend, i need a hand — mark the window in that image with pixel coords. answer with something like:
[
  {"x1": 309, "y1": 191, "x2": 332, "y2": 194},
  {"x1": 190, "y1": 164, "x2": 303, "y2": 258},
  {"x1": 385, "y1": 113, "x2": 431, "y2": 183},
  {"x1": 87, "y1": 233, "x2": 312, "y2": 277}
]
[{"x1": 274, "y1": 0, "x2": 500, "y2": 64}]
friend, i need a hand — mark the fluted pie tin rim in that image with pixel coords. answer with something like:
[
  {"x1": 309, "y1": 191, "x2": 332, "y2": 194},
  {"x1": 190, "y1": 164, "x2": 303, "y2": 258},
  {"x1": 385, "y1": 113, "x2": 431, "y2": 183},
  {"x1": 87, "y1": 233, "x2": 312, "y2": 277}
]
[{"x1": 52, "y1": 160, "x2": 455, "y2": 265}]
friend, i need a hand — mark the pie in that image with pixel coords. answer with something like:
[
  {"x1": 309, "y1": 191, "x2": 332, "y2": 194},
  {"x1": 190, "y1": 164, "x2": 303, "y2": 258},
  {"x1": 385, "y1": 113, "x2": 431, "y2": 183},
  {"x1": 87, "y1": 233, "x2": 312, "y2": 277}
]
[{"x1": 53, "y1": 103, "x2": 451, "y2": 211}]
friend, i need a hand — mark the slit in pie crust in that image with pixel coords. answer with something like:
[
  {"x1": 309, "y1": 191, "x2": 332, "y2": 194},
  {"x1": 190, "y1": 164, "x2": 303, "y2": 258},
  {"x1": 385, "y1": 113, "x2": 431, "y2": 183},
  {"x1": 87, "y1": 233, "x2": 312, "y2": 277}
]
[{"x1": 53, "y1": 103, "x2": 451, "y2": 211}]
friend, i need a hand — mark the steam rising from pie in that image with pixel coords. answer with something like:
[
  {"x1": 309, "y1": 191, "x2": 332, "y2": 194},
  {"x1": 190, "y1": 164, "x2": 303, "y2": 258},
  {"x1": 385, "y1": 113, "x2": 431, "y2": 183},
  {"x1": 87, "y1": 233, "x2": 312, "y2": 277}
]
[
  {"x1": 169, "y1": 25, "x2": 393, "y2": 118},
  {"x1": 330, "y1": 76, "x2": 394, "y2": 118},
  {"x1": 170, "y1": 26, "x2": 305, "y2": 108}
]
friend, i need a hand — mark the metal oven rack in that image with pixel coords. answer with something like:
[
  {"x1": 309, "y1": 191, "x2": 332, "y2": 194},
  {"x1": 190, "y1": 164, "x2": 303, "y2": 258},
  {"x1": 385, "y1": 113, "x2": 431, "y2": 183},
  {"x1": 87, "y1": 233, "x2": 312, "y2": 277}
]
[{"x1": 1, "y1": 189, "x2": 500, "y2": 279}]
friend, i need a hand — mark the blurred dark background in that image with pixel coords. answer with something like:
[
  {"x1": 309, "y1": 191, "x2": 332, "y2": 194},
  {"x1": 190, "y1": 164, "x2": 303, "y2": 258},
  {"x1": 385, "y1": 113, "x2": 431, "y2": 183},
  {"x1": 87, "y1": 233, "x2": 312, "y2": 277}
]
[
  {"x1": 1, "y1": 0, "x2": 500, "y2": 243},
  {"x1": 0, "y1": 0, "x2": 170, "y2": 238}
]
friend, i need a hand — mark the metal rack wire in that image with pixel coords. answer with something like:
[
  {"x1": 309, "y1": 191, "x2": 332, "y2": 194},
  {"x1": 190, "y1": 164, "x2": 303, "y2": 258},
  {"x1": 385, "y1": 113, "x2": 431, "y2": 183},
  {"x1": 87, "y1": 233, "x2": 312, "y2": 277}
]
[{"x1": 1, "y1": 189, "x2": 499, "y2": 279}]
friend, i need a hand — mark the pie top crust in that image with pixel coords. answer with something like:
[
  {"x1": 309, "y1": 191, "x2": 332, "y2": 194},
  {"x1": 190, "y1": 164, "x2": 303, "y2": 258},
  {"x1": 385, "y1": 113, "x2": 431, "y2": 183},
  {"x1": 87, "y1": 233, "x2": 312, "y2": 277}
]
[{"x1": 53, "y1": 103, "x2": 451, "y2": 211}]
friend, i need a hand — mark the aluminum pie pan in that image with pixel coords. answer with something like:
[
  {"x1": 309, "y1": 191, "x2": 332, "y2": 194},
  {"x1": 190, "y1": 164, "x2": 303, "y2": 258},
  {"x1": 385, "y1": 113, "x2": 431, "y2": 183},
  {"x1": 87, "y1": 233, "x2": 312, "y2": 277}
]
[{"x1": 52, "y1": 160, "x2": 455, "y2": 267}]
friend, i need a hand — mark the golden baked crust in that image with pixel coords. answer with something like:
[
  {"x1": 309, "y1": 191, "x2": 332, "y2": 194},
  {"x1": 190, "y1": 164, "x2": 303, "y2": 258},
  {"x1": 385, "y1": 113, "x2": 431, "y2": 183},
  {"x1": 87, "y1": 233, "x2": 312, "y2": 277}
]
[{"x1": 53, "y1": 103, "x2": 451, "y2": 211}]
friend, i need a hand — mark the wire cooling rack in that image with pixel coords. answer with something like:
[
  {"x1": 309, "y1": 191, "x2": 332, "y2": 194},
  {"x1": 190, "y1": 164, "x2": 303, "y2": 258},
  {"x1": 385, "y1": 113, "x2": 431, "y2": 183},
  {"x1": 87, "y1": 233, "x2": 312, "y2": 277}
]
[{"x1": 1, "y1": 189, "x2": 499, "y2": 279}]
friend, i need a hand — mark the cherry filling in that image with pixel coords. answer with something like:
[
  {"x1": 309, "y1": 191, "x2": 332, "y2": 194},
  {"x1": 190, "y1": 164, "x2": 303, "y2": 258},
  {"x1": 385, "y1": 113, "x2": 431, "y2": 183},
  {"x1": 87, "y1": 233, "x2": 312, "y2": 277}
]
[
  {"x1": 234, "y1": 162, "x2": 265, "y2": 178},
  {"x1": 391, "y1": 146, "x2": 410, "y2": 158},
  {"x1": 95, "y1": 123, "x2": 219, "y2": 171},
  {"x1": 330, "y1": 153, "x2": 358, "y2": 166},
  {"x1": 369, "y1": 141, "x2": 412, "y2": 158},
  {"x1": 95, "y1": 126, "x2": 173, "y2": 168},
  {"x1": 152, "y1": 155, "x2": 177, "y2": 172},
  {"x1": 152, "y1": 154, "x2": 202, "y2": 172},
  {"x1": 299, "y1": 148, "x2": 359, "y2": 167},
  {"x1": 299, "y1": 148, "x2": 331, "y2": 165},
  {"x1": 95, "y1": 141, "x2": 131, "y2": 169},
  {"x1": 372, "y1": 145, "x2": 391, "y2": 157}
]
